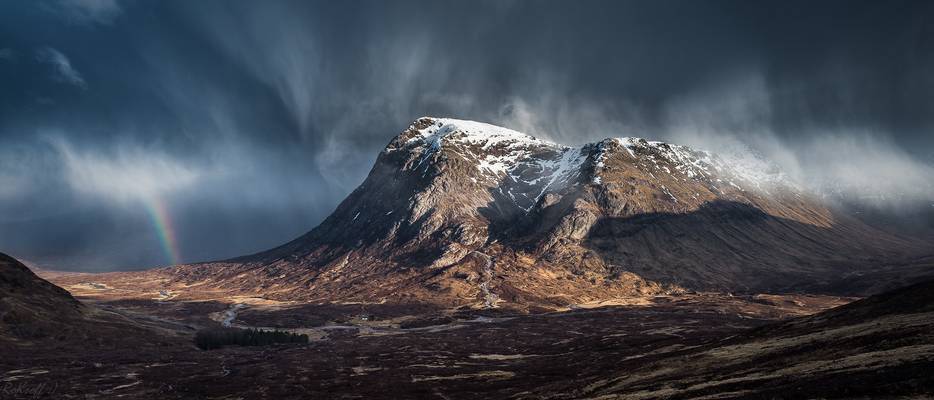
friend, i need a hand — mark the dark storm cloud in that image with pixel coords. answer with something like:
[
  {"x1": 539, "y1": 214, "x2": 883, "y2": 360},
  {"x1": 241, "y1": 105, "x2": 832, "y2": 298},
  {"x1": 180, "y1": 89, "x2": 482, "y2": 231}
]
[
  {"x1": 45, "y1": 0, "x2": 124, "y2": 25},
  {"x1": 1, "y1": 0, "x2": 932, "y2": 270},
  {"x1": 35, "y1": 47, "x2": 87, "y2": 89}
]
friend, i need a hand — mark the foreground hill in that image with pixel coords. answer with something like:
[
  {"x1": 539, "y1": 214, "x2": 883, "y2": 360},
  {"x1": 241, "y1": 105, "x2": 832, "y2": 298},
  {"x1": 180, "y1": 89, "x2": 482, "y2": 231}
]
[
  {"x1": 0, "y1": 252, "x2": 184, "y2": 350},
  {"x1": 556, "y1": 277, "x2": 934, "y2": 399},
  {"x1": 60, "y1": 118, "x2": 933, "y2": 309},
  {"x1": 0, "y1": 252, "x2": 86, "y2": 341}
]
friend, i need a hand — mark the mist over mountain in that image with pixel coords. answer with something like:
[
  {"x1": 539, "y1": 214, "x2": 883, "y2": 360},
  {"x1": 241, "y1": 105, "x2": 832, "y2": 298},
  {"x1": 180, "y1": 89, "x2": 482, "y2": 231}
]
[
  {"x1": 1, "y1": 0, "x2": 933, "y2": 270},
  {"x1": 4, "y1": 3, "x2": 934, "y2": 399},
  {"x1": 116, "y1": 117, "x2": 930, "y2": 310}
]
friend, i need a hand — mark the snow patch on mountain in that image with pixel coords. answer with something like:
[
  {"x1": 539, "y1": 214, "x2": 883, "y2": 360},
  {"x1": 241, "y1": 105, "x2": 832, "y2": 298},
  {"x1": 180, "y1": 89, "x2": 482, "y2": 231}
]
[{"x1": 410, "y1": 118, "x2": 557, "y2": 149}]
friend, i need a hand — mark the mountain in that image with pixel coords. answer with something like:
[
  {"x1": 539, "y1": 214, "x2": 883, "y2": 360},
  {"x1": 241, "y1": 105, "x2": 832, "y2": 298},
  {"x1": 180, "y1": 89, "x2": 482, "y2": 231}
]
[
  {"x1": 558, "y1": 277, "x2": 934, "y2": 399},
  {"x1": 162, "y1": 117, "x2": 932, "y2": 309}
]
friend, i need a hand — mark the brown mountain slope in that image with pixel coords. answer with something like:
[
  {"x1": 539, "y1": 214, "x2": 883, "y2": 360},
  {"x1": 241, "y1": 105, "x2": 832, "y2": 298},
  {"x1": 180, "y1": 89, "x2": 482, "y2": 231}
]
[
  {"x1": 553, "y1": 278, "x2": 934, "y2": 399},
  {"x1": 128, "y1": 118, "x2": 929, "y2": 309}
]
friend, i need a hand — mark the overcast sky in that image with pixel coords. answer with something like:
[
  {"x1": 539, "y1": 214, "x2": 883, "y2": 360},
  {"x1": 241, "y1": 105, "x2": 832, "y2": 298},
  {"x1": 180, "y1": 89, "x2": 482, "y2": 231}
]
[{"x1": 1, "y1": 0, "x2": 932, "y2": 270}]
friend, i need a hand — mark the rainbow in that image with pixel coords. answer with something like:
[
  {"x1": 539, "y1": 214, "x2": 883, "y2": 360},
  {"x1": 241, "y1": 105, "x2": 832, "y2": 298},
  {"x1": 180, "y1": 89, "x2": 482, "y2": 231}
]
[{"x1": 144, "y1": 197, "x2": 181, "y2": 266}]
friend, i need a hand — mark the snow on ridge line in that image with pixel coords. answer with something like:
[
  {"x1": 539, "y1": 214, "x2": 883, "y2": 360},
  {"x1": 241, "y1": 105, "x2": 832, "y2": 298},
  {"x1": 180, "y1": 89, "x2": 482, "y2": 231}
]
[
  {"x1": 604, "y1": 136, "x2": 793, "y2": 190},
  {"x1": 409, "y1": 117, "x2": 684, "y2": 153},
  {"x1": 402, "y1": 117, "x2": 791, "y2": 190},
  {"x1": 410, "y1": 117, "x2": 561, "y2": 149},
  {"x1": 405, "y1": 117, "x2": 569, "y2": 185},
  {"x1": 411, "y1": 118, "x2": 700, "y2": 158}
]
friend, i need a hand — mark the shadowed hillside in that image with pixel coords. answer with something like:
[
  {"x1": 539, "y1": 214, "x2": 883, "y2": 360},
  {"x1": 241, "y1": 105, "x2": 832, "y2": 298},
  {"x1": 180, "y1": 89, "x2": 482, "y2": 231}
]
[{"x1": 554, "y1": 278, "x2": 934, "y2": 399}]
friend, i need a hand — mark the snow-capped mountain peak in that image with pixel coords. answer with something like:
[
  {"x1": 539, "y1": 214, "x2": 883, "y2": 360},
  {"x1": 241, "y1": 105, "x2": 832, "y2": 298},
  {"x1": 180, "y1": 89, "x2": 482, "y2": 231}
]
[
  {"x1": 391, "y1": 117, "x2": 793, "y2": 207},
  {"x1": 408, "y1": 117, "x2": 559, "y2": 149}
]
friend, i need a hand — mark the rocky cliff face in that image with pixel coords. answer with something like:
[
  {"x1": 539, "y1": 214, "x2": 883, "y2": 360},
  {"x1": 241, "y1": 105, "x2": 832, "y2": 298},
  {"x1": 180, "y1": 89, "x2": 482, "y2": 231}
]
[{"x1": 166, "y1": 118, "x2": 931, "y2": 309}]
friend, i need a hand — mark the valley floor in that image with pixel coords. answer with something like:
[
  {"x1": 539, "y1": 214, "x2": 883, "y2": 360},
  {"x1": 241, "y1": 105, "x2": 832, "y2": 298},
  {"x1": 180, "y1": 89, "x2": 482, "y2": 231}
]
[{"x1": 2, "y1": 277, "x2": 869, "y2": 400}]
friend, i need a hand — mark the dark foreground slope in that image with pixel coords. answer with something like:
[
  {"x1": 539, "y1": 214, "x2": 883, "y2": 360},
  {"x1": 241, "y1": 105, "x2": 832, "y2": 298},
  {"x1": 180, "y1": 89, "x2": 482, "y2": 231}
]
[
  {"x1": 0, "y1": 252, "x2": 86, "y2": 341},
  {"x1": 552, "y1": 278, "x2": 934, "y2": 399},
  {"x1": 1, "y1": 252, "x2": 185, "y2": 353}
]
